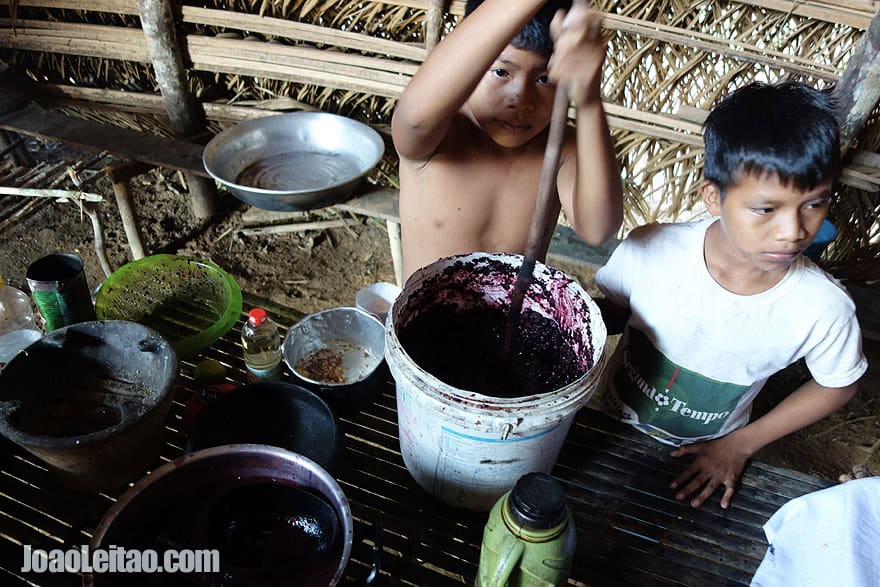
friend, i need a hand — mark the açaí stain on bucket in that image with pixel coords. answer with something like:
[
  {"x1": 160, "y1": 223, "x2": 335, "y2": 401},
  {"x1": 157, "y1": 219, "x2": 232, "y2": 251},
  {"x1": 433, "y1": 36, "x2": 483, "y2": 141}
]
[
  {"x1": 400, "y1": 262, "x2": 592, "y2": 397},
  {"x1": 398, "y1": 255, "x2": 595, "y2": 397}
]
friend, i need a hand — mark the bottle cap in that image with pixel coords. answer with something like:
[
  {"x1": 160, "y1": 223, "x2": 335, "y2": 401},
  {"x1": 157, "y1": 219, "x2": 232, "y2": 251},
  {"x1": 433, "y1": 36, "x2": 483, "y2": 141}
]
[
  {"x1": 508, "y1": 473, "x2": 567, "y2": 530},
  {"x1": 247, "y1": 307, "x2": 268, "y2": 326}
]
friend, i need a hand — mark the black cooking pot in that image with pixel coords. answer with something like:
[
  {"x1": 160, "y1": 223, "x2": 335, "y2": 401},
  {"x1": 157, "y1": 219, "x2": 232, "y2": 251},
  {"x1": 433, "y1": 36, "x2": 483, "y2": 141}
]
[{"x1": 185, "y1": 382, "x2": 344, "y2": 473}]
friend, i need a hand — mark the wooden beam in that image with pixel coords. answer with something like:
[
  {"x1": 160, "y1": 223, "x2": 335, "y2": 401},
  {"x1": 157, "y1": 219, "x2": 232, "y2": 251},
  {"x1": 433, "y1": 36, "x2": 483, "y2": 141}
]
[
  {"x1": 0, "y1": 186, "x2": 103, "y2": 201},
  {"x1": 4, "y1": 2, "x2": 427, "y2": 60},
  {"x1": 0, "y1": 106, "x2": 207, "y2": 175},
  {"x1": 136, "y1": 0, "x2": 217, "y2": 219},
  {"x1": 733, "y1": 0, "x2": 875, "y2": 29},
  {"x1": 238, "y1": 218, "x2": 358, "y2": 237},
  {"x1": 601, "y1": 13, "x2": 840, "y2": 80},
  {"x1": 834, "y1": 8, "x2": 880, "y2": 155},
  {"x1": 426, "y1": 0, "x2": 446, "y2": 52},
  {"x1": 0, "y1": 9, "x2": 847, "y2": 83},
  {"x1": 180, "y1": 6, "x2": 425, "y2": 62},
  {"x1": 32, "y1": 83, "x2": 880, "y2": 192},
  {"x1": 185, "y1": 36, "x2": 418, "y2": 77},
  {"x1": 5, "y1": 0, "x2": 470, "y2": 16}
]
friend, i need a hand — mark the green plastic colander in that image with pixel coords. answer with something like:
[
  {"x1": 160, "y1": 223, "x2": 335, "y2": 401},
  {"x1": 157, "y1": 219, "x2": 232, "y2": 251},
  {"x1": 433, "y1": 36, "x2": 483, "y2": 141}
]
[{"x1": 96, "y1": 255, "x2": 243, "y2": 357}]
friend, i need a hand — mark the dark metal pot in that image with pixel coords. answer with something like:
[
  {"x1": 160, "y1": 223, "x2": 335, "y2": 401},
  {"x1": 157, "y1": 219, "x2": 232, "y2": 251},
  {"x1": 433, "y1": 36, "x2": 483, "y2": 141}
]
[
  {"x1": 86, "y1": 444, "x2": 374, "y2": 587},
  {"x1": 282, "y1": 307, "x2": 386, "y2": 414},
  {"x1": 185, "y1": 382, "x2": 345, "y2": 473}
]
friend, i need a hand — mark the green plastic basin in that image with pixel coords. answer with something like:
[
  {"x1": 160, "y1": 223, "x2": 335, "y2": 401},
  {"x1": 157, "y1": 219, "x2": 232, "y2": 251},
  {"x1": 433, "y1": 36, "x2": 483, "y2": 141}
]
[{"x1": 96, "y1": 255, "x2": 242, "y2": 357}]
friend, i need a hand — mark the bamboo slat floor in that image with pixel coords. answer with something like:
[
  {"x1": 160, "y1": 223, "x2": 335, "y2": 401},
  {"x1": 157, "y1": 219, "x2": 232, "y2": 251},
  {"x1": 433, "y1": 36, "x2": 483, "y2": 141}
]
[{"x1": 0, "y1": 293, "x2": 834, "y2": 586}]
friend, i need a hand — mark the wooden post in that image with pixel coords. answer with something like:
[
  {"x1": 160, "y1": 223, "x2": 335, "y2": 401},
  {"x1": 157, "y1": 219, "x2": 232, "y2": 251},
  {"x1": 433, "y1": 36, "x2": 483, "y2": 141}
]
[
  {"x1": 387, "y1": 219, "x2": 403, "y2": 287},
  {"x1": 111, "y1": 179, "x2": 147, "y2": 260},
  {"x1": 834, "y1": 8, "x2": 880, "y2": 156},
  {"x1": 136, "y1": 0, "x2": 217, "y2": 219},
  {"x1": 106, "y1": 160, "x2": 156, "y2": 260},
  {"x1": 426, "y1": 0, "x2": 447, "y2": 53}
]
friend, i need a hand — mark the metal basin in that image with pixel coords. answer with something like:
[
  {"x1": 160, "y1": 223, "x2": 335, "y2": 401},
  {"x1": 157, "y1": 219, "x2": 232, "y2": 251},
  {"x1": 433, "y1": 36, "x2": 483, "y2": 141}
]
[
  {"x1": 203, "y1": 112, "x2": 385, "y2": 211},
  {"x1": 283, "y1": 307, "x2": 386, "y2": 414},
  {"x1": 86, "y1": 445, "x2": 354, "y2": 587}
]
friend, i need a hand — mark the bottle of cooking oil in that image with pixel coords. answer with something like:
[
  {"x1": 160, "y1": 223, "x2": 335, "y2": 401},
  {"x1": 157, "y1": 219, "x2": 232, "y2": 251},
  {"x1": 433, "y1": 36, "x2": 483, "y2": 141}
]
[{"x1": 241, "y1": 307, "x2": 282, "y2": 381}]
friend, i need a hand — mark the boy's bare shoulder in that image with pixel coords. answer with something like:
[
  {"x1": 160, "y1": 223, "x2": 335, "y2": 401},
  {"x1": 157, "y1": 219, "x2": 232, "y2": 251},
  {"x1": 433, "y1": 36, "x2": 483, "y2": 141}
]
[{"x1": 397, "y1": 112, "x2": 485, "y2": 167}]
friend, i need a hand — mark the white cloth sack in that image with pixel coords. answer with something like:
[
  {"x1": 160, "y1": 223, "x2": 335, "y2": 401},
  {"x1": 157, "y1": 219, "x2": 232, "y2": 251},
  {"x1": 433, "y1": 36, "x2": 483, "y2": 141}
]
[{"x1": 751, "y1": 477, "x2": 880, "y2": 587}]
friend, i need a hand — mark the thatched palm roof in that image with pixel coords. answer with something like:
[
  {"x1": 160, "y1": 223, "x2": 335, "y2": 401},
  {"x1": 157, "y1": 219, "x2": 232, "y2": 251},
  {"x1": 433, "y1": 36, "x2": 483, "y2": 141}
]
[{"x1": 1, "y1": 0, "x2": 878, "y2": 263}]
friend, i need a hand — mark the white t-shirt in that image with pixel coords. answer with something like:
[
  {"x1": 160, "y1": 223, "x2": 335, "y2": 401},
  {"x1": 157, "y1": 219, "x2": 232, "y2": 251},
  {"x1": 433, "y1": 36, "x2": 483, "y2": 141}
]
[{"x1": 595, "y1": 219, "x2": 868, "y2": 445}]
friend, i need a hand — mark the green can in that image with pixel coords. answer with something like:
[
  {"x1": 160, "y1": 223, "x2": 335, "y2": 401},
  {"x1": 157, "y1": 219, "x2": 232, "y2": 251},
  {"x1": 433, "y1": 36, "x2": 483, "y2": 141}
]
[
  {"x1": 475, "y1": 473, "x2": 577, "y2": 587},
  {"x1": 26, "y1": 253, "x2": 96, "y2": 331}
]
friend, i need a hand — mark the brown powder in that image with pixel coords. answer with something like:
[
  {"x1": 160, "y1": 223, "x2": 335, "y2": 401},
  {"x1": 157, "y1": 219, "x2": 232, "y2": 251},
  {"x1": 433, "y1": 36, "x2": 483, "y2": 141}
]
[{"x1": 296, "y1": 348, "x2": 346, "y2": 384}]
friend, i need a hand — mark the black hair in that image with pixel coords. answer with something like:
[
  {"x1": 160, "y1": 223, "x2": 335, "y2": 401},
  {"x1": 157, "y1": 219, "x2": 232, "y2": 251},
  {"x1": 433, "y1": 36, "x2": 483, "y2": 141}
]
[
  {"x1": 702, "y1": 81, "x2": 841, "y2": 194},
  {"x1": 465, "y1": 0, "x2": 573, "y2": 56}
]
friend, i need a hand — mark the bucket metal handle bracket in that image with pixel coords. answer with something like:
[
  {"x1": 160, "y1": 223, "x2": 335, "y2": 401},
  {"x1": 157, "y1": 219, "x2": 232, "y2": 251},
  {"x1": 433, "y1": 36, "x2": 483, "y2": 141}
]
[{"x1": 500, "y1": 423, "x2": 513, "y2": 441}]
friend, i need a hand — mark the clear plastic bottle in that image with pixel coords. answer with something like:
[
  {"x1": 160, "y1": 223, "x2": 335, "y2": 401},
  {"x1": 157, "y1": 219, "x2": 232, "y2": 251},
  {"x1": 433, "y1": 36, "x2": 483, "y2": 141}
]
[
  {"x1": 241, "y1": 307, "x2": 282, "y2": 381},
  {"x1": 0, "y1": 274, "x2": 42, "y2": 367}
]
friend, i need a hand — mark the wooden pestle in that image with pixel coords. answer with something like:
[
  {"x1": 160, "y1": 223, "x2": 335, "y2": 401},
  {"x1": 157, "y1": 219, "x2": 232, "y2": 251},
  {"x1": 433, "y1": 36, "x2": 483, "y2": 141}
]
[{"x1": 504, "y1": 85, "x2": 570, "y2": 353}]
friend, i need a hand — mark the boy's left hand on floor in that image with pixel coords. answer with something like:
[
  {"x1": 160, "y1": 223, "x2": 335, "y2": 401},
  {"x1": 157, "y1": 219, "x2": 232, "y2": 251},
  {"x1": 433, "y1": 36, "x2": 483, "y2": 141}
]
[{"x1": 669, "y1": 435, "x2": 752, "y2": 509}]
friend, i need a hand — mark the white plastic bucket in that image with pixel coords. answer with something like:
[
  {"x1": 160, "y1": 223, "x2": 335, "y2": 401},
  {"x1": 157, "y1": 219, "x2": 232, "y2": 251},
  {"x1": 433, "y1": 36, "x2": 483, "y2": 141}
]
[{"x1": 385, "y1": 253, "x2": 607, "y2": 511}]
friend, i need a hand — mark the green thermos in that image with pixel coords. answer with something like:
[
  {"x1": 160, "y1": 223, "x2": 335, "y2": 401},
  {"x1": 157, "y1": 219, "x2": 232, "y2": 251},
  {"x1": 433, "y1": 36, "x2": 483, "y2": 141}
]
[{"x1": 475, "y1": 473, "x2": 577, "y2": 587}]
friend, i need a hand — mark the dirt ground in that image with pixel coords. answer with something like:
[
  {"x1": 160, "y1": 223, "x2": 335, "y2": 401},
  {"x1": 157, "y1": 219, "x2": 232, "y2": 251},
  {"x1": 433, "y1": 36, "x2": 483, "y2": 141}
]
[{"x1": 1, "y1": 142, "x2": 878, "y2": 485}]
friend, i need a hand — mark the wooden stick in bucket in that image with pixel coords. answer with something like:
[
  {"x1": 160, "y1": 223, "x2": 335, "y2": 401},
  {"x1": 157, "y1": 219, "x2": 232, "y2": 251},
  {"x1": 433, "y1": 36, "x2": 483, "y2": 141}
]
[{"x1": 505, "y1": 85, "x2": 570, "y2": 352}]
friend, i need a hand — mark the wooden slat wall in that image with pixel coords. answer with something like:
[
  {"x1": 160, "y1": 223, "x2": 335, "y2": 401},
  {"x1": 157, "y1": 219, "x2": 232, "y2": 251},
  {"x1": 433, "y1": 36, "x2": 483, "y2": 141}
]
[{"x1": 0, "y1": 0, "x2": 877, "y2": 255}]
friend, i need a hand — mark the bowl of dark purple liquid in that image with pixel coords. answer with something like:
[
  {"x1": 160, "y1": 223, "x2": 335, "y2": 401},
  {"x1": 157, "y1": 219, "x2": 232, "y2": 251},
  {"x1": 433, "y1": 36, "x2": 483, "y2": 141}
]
[
  {"x1": 86, "y1": 445, "x2": 353, "y2": 587},
  {"x1": 203, "y1": 480, "x2": 341, "y2": 584}
]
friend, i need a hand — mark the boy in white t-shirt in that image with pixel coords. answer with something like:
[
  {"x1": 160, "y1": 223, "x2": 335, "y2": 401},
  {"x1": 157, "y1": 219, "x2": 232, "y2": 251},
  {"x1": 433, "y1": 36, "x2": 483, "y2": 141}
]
[{"x1": 595, "y1": 81, "x2": 868, "y2": 509}]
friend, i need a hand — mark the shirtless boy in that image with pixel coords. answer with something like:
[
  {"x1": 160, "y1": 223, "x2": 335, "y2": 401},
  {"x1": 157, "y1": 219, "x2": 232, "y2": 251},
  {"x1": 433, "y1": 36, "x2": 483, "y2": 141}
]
[{"x1": 392, "y1": 0, "x2": 623, "y2": 280}]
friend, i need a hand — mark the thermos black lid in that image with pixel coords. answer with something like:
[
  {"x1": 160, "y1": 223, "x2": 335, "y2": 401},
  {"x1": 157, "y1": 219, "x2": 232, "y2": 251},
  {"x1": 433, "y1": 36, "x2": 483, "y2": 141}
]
[{"x1": 508, "y1": 473, "x2": 567, "y2": 530}]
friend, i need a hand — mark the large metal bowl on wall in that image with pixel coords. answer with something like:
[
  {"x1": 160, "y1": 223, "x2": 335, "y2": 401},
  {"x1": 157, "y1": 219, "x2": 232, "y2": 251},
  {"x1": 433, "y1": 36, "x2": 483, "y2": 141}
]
[{"x1": 203, "y1": 112, "x2": 385, "y2": 211}]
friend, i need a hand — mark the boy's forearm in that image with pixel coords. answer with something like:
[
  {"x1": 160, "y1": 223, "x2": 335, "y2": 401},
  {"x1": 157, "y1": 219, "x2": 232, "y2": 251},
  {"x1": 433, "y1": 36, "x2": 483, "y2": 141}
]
[
  {"x1": 393, "y1": 0, "x2": 547, "y2": 158},
  {"x1": 567, "y1": 98, "x2": 623, "y2": 245},
  {"x1": 729, "y1": 380, "x2": 857, "y2": 456}
]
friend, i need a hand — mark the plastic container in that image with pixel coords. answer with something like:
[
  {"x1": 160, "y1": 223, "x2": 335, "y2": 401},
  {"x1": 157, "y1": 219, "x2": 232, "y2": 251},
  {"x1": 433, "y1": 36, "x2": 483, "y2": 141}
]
[
  {"x1": 25, "y1": 253, "x2": 96, "y2": 332},
  {"x1": 242, "y1": 308, "x2": 282, "y2": 381},
  {"x1": 476, "y1": 473, "x2": 576, "y2": 586},
  {"x1": 0, "y1": 274, "x2": 42, "y2": 367},
  {"x1": 355, "y1": 282, "x2": 401, "y2": 323},
  {"x1": 95, "y1": 254, "x2": 242, "y2": 357},
  {"x1": 385, "y1": 253, "x2": 606, "y2": 511}
]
